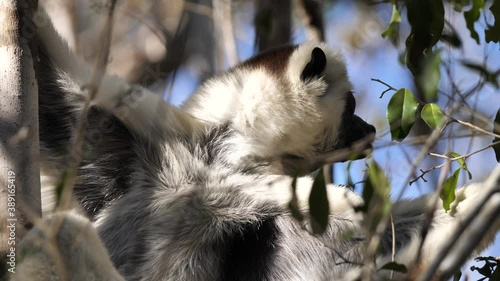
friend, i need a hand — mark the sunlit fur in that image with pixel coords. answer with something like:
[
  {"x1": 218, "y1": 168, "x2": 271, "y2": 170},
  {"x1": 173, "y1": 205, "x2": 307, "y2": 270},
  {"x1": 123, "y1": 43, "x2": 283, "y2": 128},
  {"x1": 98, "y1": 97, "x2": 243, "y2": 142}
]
[{"x1": 16, "y1": 8, "x2": 498, "y2": 281}]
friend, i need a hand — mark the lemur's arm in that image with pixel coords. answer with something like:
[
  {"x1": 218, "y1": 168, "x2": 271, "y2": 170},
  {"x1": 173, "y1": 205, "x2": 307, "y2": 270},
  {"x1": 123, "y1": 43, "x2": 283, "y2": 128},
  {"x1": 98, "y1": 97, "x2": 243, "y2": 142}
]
[
  {"x1": 36, "y1": 8, "x2": 204, "y2": 216},
  {"x1": 35, "y1": 9, "x2": 203, "y2": 140}
]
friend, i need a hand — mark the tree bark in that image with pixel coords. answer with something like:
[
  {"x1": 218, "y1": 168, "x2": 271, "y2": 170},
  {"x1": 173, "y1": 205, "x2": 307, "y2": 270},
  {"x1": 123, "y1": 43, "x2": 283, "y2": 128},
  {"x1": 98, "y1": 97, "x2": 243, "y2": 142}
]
[{"x1": 0, "y1": 0, "x2": 40, "y2": 276}]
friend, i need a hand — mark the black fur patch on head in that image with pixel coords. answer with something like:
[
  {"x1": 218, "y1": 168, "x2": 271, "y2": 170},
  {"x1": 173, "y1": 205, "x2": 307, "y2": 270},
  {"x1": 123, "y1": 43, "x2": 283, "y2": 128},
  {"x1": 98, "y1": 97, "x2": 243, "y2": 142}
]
[
  {"x1": 300, "y1": 47, "x2": 326, "y2": 82},
  {"x1": 237, "y1": 45, "x2": 297, "y2": 77}
]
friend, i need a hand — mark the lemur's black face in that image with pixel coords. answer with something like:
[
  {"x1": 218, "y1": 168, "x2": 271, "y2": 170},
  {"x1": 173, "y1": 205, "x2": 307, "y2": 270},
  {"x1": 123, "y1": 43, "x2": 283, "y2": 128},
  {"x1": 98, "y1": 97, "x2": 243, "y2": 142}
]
[
  {"x1": 298, "y1": 47, "x2": 375, "y2": 162},
  {"x1": 335, "y1": 91, "x2": 376, "y2": 155}
]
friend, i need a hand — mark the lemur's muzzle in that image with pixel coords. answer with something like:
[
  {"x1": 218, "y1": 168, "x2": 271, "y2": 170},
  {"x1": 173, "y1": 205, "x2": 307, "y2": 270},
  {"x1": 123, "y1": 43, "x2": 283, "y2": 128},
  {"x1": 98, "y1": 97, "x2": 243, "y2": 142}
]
[
  {"x1": 335, "y1": 91, "x2": 376, "y2": 159},
  {"x1": 335, "y1": 114, "x2": 376, "y2": 159},
  {"x1": 281, "y1": 93, "x2": 375, "y2": 175}
]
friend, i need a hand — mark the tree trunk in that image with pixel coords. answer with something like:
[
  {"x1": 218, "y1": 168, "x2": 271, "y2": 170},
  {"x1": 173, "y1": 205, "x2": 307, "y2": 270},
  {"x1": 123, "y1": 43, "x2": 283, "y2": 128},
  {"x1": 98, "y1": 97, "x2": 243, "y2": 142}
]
[{"x1": 0, "y1": 0, "x2": 40, "y2": 276}]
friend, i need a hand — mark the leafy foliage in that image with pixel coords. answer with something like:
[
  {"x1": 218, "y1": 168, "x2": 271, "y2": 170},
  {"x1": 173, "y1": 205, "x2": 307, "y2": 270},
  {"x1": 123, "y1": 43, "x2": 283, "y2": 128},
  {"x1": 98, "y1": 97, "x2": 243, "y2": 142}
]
[
  {"x1": 421, "y1": 103, "x2": 445, "y2": 129},
  {"x1": 289, "y1": 175, "x2": 304, "y2": 222},
  {"x1": 404, "y1": 0, "x2": 444, "y2": 75},
  {"x1": 417, "y1": 50, "x2": 442, "y2": 101},
  {"x1": 449, "y1": 0, "x2": 470, "y2": 11},
  {"x1": 440, "y1": 168, "x2": 460, "y2": 212},
  {"x1": 55, "y1": 170, "x2": 69, "y2": 206},
  {"x1": 485, "y1": 0, "x2": 500, "y2": 43},
  {"x1": 309, "y1": 167, "x2": 330, "y2": 234},
  {"x1": 387, "y1": 88, "x2": 419, "y2": 141},
  {"x1": 471, "y1": 256, "x2": 500, "y2": 281},
  {"x1": 382, "y1": 1, "x2": 402, "y2": 42},
  {"x1": 379, "y1": 261, "x2": 408, "y2": 273},
  {"x1": 355, "y1": 161, "x2": 391, "y2": 235},
  {"x1": 449, "y1": 152, "x2": 473, "y2": 179},
  {"x1": 464, "y1": 0, "x2": 485, "y2": 44},
  {"x1": 493, "y1": 109, "x2": 500, "y2": 162}
]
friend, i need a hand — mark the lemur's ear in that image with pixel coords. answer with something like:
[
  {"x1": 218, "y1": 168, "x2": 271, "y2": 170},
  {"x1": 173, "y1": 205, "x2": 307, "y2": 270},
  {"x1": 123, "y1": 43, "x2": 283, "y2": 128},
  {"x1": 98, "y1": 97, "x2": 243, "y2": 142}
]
[{"x1": 300, "y1": 47, "x2": 327, "y2": 82}]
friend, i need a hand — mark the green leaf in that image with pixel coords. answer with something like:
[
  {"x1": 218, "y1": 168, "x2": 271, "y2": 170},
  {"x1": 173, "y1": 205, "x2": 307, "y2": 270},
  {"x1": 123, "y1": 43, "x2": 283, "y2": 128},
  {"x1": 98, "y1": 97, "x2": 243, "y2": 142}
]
[
  {"x1": 382, "y1": 2, "x2": 401, "y2": 41},
  {"x1": 387, "y1": 88, "x2": 419, "y2": 141},
  {"x1": 404, "y1": 0, "x2": 444, "y2": 75},
  {"x1": 490, "y1": 264, "x2": 500, "y2": 280},
  {"x1": 485, "y1": 0, "x2": 500, "y2": 43},
  {"x1": 418, "y1": 50, "x2": 442, "y2": 102},
  {"x1": 441, "y1": 168, "x2": 460, "y2": 212},
  {"x1": 421, "y1": 103, "x2": 445, "y2": 129},
  {"x1": 440, "y1": 32, "x2": 462, "y2": 48},
  {"x1": 462, "y1": 61, "x2": 499, "y2": 88},
  {"x1": 379, "y1": 262, "x2": 408, "y2": 273},
  {"x1": 493, "y1": 109, "x2": 500, "y2": 163},
  {"x1": 309, "y1": 167, "x2": 329, "y2": 234},
  {"x1": 449, "y1": 152, "x2": 472, "y2": 180},
  {"x1": 368, "y1": 161, "x2": 391, "y2": 198},
  {"x1": 356, "y1": 161, "x2": 391, "y2": 227},
  {"x1": 355, "y1": 172, "x2": 373, "y2": 214},
  {"x1": 464, "y1": 0, "x2": 485, "y2": 44},
  {"x1": 55, "y1": 170, "x2": 69, "y2": 206},
  {"x1": 289, "y1": 175, "x2": 304, "y2": 222},
  {"x1": 471, "y1": 263, "x2": 492, "y2": 277},
  {"x1": 449, "y1": 0, "x2": 471, "y2": 12},
  {"x1": 453, "y1": 270, "x2": 463, "y2": 281}
]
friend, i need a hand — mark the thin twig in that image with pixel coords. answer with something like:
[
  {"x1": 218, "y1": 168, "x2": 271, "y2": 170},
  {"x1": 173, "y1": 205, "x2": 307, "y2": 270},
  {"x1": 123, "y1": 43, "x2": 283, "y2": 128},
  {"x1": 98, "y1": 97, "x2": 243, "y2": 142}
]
[
  {"x1": 371, "y1": 78, "x2": 398, "y2": 98},
  {"x1": 411, "y1": 141, "x2": 500, "y2": 185},
  {"x1": 46, "y1": 0, "x2": 119, "y2": 271},
  {"x1": 453, "y1": 118, "x2": 500, "y2": 139},
  {"x1": 57, "y1": 0, "x2": 118, "y2": 212},
  {"x1": 429, "y1": 141, "x2": 500, "y2": 161},
  {"x1": 390, "y1": 213, "x2": 396, "y2": 279},
  {"x1": 414, "y1": 157, "x2": 452, "y2": 266},
  {"x1": 26, "y1": 2, "x2": 119, "y2": 279},
  {"x1": 396, "y1": 80, "x2": 487, "y2": 201}
]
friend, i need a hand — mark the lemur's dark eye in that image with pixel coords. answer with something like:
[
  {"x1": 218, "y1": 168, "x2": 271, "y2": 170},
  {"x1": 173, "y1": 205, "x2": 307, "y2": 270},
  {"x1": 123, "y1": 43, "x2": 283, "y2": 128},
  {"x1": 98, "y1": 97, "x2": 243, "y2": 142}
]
[
  {"x1": 345, "y1": 91, "x2": 356, "y2": 116},
  {"x1": 300, "y1": 47, "x2": 326, "y2": 82}
]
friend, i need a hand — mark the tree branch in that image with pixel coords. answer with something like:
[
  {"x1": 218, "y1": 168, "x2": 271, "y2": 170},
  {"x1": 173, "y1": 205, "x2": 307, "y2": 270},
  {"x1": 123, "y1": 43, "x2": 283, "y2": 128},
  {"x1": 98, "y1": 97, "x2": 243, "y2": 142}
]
[{"x1": 417, "y1": 165, "x2": 500, "y2": 281}]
